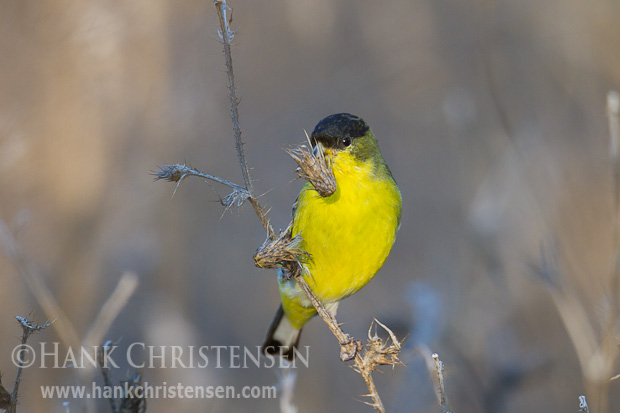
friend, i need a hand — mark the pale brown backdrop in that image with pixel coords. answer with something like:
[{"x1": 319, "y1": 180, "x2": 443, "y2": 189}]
[{"x1": 1, "y1": 1, "x2": 619, "y2": 412}]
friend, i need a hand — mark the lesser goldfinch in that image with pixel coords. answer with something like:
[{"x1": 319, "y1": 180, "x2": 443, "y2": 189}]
[{"x1": 263, "y1": 113, "x2": 402, "y2": 360}]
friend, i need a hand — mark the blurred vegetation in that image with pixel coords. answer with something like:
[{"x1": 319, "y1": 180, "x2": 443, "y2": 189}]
[{"x1": 0, "y1": 1, "x2": 619, "y2": 412}]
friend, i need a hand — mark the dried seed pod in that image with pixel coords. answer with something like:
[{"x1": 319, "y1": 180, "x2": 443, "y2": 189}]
[
  {"x1": 286, "y1": 144, "x2": 337, "y2": 197},
  {"x1": 253, "y1": 224, "x2": 308, "y2": 271}
]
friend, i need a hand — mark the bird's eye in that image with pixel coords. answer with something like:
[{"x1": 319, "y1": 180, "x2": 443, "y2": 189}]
[{"x1": 342, "y1": 137, "x2": 352, "y2": 147}]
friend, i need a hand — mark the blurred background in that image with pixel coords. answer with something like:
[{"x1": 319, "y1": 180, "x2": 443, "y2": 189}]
[{"x1": 1, "y1": 0, "x2": 619, "y2": 412}]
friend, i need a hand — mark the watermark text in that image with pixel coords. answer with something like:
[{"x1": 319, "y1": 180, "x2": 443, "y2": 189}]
[{"x1": 12, "y1": 343, "x2": 309, "y2": 369}]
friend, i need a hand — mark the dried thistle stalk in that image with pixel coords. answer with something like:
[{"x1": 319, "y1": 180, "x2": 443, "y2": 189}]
[
  {"x1": 253, "y1": 224, "x2": 307, "y2": 276},
  {"x1": 286, "y1": 143, "x2": 336, "y2": 197},
  {"x1": 119, "y1": 370, "x2": 146, "y2": 413},
  {"x1": 9, "y1": 316, "x2": 53, "y2": 413},
  {"x1": 359, "y1": 319, "x2": 404, "y2": 371},
  {"x1": 432, "y1": 353, "x2": 448, "y2": 413}
]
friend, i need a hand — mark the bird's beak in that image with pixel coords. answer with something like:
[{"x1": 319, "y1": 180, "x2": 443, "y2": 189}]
[
  {"x1": 313, "y1": 141, "x2": 325, "y2": 157},
  {"x1": 313, "y1": 141, "x2": 334, "y2": 158}
]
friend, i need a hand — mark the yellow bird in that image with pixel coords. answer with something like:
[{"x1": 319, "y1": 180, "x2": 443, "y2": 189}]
[{"x1": 262, "y1": 113, "x2": 402, "y2": 360}]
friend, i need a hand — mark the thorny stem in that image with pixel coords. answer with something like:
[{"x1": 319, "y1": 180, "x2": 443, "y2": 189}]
[
  {"x1": 248, "y1": 198, "x2": 274, "y2": 238},
  {"x1": 214, "y1": 0, "x2": 273, "y2": 238},
  {"x1": 0, "y1": 221, "x2": 81, "y2": 352},
  {"x1": 10, "y1": 317, "x2": 52, "y2": 413},
  {"x1": 432, "y1": 353, "x2": 448, "y2": 413},
  {"x1": 98, "y1": 342, "x2": 119, "y2": 413},
  {"x1": 215, "y1": 0, "x2": 253, "y2": 196},
  {"x1": 155, "y1": 163, "x2": 273, "y2": 237},
  {"x1": 295, "y1": 276, "x2": 385, "y2": 412}
]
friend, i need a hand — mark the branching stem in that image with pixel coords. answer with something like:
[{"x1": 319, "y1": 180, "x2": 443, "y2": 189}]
[
  {"x1": 9, "y1": 317, "x2": 52, "y2": 413},
  {"x1": 295, "y1": 276, "x2": 385, "y2": 411},
  {"x1": 215, "y1": 0, "x2": 253, "y2": 196}
]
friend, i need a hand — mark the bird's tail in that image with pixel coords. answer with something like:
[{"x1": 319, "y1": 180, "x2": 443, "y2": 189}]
[{"x1": 262, "y1": 305, "x2": 302, "y2": 361}]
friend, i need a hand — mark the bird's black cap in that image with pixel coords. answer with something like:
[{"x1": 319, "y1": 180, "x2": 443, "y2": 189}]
[{"x1": 311, "y1": 113, "x2": 369, "y2": 148}]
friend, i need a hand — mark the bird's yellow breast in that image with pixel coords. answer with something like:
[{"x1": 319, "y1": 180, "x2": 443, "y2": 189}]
[{"x1": 284, "y1": 151, "x2": 402, "y2": 310}]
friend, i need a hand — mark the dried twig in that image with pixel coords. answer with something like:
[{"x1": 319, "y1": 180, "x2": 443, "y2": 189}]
[
  {"x1": 0, "y1": 220, "x2": 81, "y2": 351},
  {"x1": 118, "y1": 370, "x2": 146, "y2": 413},
  {"x1": 8, "y1": 316, "x2": 53, "y2": 413},
  {"x1": 0, "y1": 218, "x2": 140, "y2": 413},
  {"x1": 294, "y1": 274, "x2": 400, "y2": 411},
  {"x1": 215, "y1": 0, "x2": 277, "y2": 239},
  {"x1": 97, "y1": 340, "x2": 146, "y2": 413},
  {"x1": 83, "y1": 272, "x2": 139, "y2": 351},
  {"x1": 608, "y1": 91, "x2": 620, "y2": 216},
  {"x1": 0, "y1": 216, "x2": 96, "y2": 413},
  {"x1": 215, "y1": 0, "x2": 251, "y2": 195},
  {"x1": 154, "y1": 163, "x2": 249, "y2": 198},
  {"x1": 85, "y1": 274, "x2": 141, "y2": 413},
  {"x1": 529, "y1": 92, "x2": 620, "y2": 413},
  {"x1": 432, "y1": 353, "x2": 448, "y2": 413},
  {"x1": 604, "y1": 90, "x2": 620, "y2": 367},
  {"x1": 98, "y1": 341, "x2": 119, "y2": 413},
  {"x1": 532, "y1": 247, "x2": 612, "y2": 412}
]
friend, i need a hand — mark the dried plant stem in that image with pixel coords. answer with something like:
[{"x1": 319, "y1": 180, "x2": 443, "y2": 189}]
[
  {"x1": 533, "y1": 93, "x2": 620, "y2": 413},
  {"x1": 0, "y1": 219, "x2": 139, "y2": 413},
  {"x1": 537, "y1": 248, "x2": 610, "y2": 413},
  {"x1": 97, "y1": 342, "x2": 119, "y2": 413},
  {"x1": 248, "y1": 198, "x2": 274, "y2": 238},
  {"x1": 83, "y1": 272, "x2": 139, "y2": 351},
  {"x1": 591, "y1": 90, "x2": 620, "y2": 413},
  {"x1": 155, "y1": 1, "x2": 275, "y2": 239},
  {"x1": 432, "y1": 353, "x2": 448, "y2": 413},
  {"x1": 606, "y1": 90, "x2": 620, "y2": 356},
  {"x1": 9, "y1": 317, "x2": 52, "y2": 413},
  {"x1": 0, "y1": 220, "x2": 81, "y2": 352},
  {"x1": 608, "y1": 91, "x2": 620, "y2": 218},
  {"x1": 216, "y1": 0, "x2": 274, "y2": 237},
  {"x1": 215, "y1": 0, "x2": 253, "y2": 196},
  {"x1": 295, "y1": 276, "x2": 385, "y2": 412}
]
